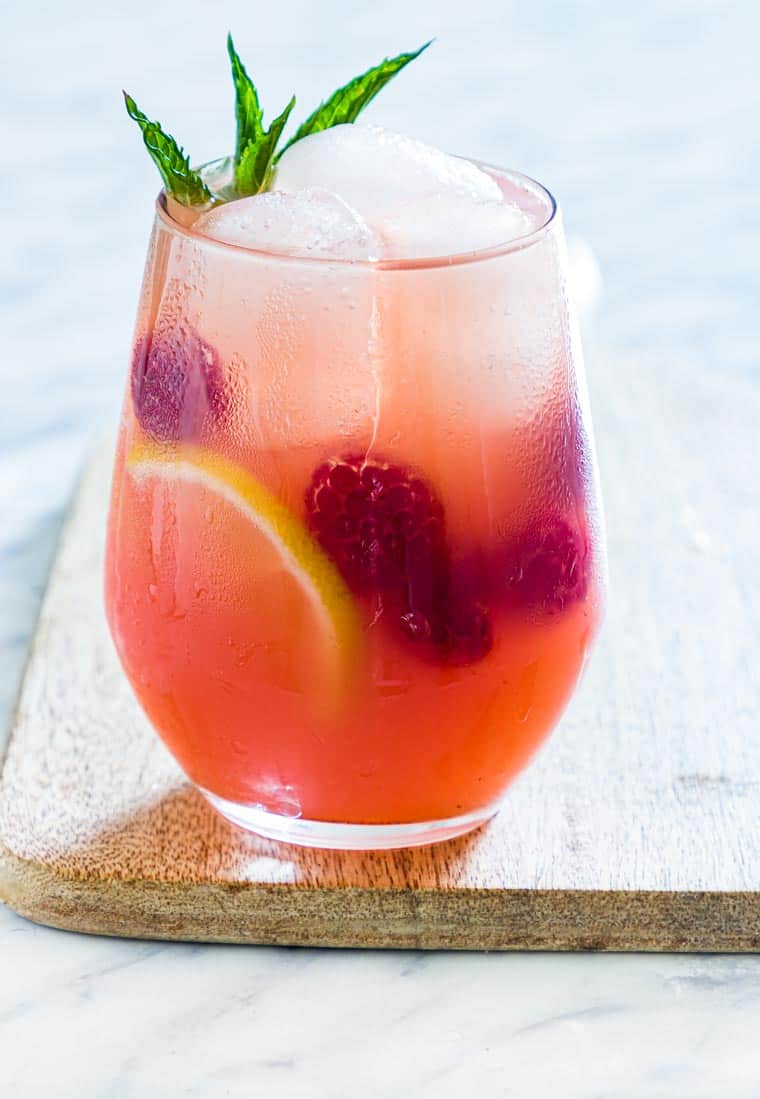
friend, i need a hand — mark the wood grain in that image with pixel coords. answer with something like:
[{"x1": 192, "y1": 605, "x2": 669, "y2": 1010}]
[{"x1": 1, "y1": 351, "x2": 758, "y2": 950}]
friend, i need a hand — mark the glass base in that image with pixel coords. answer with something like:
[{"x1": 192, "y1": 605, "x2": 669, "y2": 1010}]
[{"x1": 201, "y1": 789, "x2": 501, "y2": 850}]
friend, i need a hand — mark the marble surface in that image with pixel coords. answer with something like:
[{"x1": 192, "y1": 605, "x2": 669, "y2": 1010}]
[{"x1": 1, "y1": 0, "x2": 759, "y2": 1094}]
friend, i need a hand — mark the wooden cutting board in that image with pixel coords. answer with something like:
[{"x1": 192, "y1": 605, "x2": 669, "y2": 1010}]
[{"x1": 1, "y1": 352, "x2": 758, "y2": 951}]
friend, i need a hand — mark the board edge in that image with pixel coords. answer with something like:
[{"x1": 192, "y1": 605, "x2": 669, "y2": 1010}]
[{"x1": 1, "y1": 843, "x2": 758, "y2": 952}]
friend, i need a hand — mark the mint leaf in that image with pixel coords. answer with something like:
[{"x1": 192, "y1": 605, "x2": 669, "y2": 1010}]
[
  {"x1": 124, "y1": 37, "x2": 433, "y2": 204},
  {"x1": 278, "y1": 42, "x2": 431, "y2": 157},
  {"x1": 227, "y1": 34, "x2": 264, "y2": 167},
  {"x1": 123, "y1": 92, "x2": 212, "y2": 207},
  {"x1": 227, "y1": 35, "x2": 296, "y2": 194},
  {"x1": 236, "y1": 96, "x2": 296, "y2": 195}
]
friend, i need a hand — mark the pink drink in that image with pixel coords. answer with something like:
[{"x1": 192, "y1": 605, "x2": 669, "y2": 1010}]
[{"x1": 106, "y1": 129, "x2": 605, "y2": 848}]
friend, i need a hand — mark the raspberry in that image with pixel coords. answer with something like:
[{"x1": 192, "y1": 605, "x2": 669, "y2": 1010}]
[
  {"x1": 305, "y1": 455, "x2": 492, "y2": 665},
  {"x1": 306, "y1": 456, "x2": 445, "y2": 595},
  {"x1": 500, "y1": 515, "x2": 589, "y2": 613},
  {"x1": 131, "y1": 326, "x2": 228, "y2": 443}
]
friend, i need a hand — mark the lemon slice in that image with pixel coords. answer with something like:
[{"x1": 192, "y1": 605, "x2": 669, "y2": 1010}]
[{"x1": 126, "y1": 442, "x2": 361, "y2": 712}]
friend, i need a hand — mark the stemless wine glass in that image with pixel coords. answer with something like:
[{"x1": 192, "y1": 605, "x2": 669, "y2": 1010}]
[{"x1": 105, "y1": 163, "x2": 606, "y2": 850}]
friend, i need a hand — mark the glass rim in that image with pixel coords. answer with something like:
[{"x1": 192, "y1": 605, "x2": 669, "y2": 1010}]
[{"x1": 155, "y1": 160, "x2": 558, "y2": 272}]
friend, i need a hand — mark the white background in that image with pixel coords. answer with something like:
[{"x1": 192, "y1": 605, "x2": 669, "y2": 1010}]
[{"x1": 1, "y1": 1, "x2": 759, "y2": 1095}]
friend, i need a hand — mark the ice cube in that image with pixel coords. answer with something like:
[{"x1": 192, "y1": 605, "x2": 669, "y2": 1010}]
[
  {"x1": 195, "y1": 188, "x2": 381, "y2": 261},
  {"x1": 273, "y1": 124, "x2": 503, "y2": 222},
  {"x1": 381, "y1": 191, "x2": 533, "y2": 260},
  {"x1": 274, "y1": 125, "x2": 535, "y2": 260}
]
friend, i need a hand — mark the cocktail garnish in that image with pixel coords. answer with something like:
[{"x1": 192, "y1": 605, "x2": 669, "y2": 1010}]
[
  {"x1": 123, "y1": 93, "x2": 213, "y2": 207},
  {"x1": 123, "y1": 36, "x2": 431, "y2": 205}
]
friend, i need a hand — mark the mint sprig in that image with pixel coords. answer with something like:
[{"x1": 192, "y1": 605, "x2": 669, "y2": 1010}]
[
  {"x1": 123, "y1": 37, "x2": 431, "y2": 206},
  {"x1": 278, "y1": 42, "x2": 432, "y2": 157},
  {"x1": 123, "y1": 93, "x2": 212, "y2": 207},
  {"x1": 227, "y1": 35, "x2": 296, "y2": 195}
]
